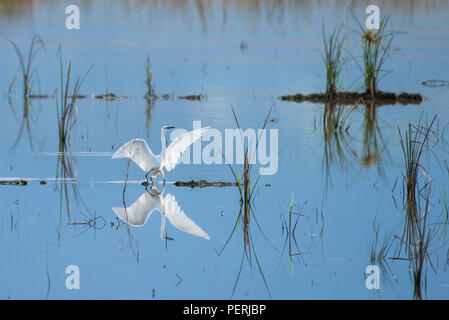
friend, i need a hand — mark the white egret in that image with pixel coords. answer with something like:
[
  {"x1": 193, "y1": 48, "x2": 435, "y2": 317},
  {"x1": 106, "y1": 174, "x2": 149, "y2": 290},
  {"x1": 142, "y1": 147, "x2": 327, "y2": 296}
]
[
  {"x1": 112, "y1": 187, "x2": 210, "y2": 240},
  {"x1": 112, "y1": 125, "x2": 210, "y2": 183}
]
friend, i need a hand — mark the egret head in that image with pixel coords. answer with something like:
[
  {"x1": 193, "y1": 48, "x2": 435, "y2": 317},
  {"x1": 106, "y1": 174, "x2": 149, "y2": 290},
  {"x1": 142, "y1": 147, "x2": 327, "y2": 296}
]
[
  {"x1": 162, "y1": 125, "x2": 175, "y2": 132},
  {"x1": 161, "y1": 126, "x2": 176, "y2": 148}
]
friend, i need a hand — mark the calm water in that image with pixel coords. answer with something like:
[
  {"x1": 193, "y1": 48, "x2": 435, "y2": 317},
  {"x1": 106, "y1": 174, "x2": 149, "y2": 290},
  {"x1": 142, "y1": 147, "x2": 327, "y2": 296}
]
[{"x1": 1, "y1": 0, "x2": 449, "y2": 299}]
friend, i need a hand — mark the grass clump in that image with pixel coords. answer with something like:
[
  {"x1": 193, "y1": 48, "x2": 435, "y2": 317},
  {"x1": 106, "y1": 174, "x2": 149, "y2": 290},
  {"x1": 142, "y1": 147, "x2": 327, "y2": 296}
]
[
  {"x1": 398, "y1": 115, "x2": 436, "y2": 243},
  {"x1": 55, "y1": 46, "x2": 92, "y2": 231},
  {"x1": 56, "y1": 46, "x2": 92, "y2": 145},
  {"x1": 322, "y1": 24, "x2": 346, "y2": 99},
  {"x1": 398, "y1": 115, "x2": 438, "y2": 299},
  {"x1": 352, "y1": 12, "x2": 395, "y2": 97}
]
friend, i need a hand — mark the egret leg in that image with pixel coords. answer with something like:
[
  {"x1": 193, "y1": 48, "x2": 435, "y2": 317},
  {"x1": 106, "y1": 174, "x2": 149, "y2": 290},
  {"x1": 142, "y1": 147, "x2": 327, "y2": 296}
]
[
  {"x1": 161, "y1": 170, "x2": 166, "y2": 185},
  {"x1": 160, "y1": 213, "x2": 167, "y2": 240},
  {"x1": 145, "y1": 172, "x2": 154, "y2": 185}
]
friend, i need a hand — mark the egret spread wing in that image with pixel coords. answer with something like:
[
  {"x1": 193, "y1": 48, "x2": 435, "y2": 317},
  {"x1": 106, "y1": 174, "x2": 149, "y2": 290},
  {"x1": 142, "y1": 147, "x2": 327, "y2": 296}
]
[
  {"x1": 112, "y1": 192, "x2": 160, "y2": 226},
  {"x1": 162, "y1": 127, "x2": 210, "y2": 171},
  {"x1": 112, "y1": 138, "x2": 156, "y2": 172},
  {"x1": 162, "y1": 193, "x2": 210, "y2": 240}
]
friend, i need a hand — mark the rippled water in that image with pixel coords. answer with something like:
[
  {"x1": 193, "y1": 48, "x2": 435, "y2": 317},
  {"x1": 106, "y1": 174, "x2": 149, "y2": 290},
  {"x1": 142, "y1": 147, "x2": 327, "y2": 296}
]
[{"x1": 1, "y1": 0, "x2": 449, "y2": 299}]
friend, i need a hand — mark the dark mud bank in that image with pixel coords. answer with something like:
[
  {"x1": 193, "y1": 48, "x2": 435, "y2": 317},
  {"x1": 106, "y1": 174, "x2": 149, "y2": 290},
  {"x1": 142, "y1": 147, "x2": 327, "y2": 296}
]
[{"x1": 279, "y1": 91, "x2": 424, "y2": 106}]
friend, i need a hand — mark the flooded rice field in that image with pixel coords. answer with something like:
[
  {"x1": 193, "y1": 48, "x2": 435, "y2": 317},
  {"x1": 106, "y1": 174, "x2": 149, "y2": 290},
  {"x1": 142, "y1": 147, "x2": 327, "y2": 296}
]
[{"x1": 1, "y1": 0, "x2": 449, "y2": 299}]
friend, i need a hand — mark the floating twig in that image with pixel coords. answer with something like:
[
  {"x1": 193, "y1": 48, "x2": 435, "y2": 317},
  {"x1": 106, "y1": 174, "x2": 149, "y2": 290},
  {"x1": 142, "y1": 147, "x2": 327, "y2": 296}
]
[
  {"x1": 0, "y1": 179, "x2": 28, "y2": 186},
  {"x1": 279, "y1": 91, "x2": 423, "y2": 106},
  {"x1": 95, "y1": 93, "x2": 119, "y2": 100},
  {"x1": 173, "y1": 179, "x2": 238, "y2": 188},
  {"x1": 177, "y1": 94, "x2": 204, "y2": 101}
]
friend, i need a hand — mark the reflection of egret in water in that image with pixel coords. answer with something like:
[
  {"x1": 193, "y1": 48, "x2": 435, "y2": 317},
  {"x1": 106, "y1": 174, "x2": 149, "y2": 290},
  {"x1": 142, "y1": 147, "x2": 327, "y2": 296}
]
[
  {"x1": 112, "y1": 187, "x2": 210, "y2": 240},
  {"x1": 112, "y1": 126, "x2": 210, "y2": 183}
]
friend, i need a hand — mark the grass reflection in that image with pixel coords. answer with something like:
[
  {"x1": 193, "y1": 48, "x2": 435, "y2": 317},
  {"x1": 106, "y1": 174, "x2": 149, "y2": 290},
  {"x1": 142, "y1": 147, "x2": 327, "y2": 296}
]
[
  {"x1": 217, "y1": 106, "x2": 273, "y2": 298},
  {"x1": 321, "y1": 102, "x2": 356, "y2": 190},
  {"x1": 361, "y1": 102, "x2": 386, "y2": 177}
]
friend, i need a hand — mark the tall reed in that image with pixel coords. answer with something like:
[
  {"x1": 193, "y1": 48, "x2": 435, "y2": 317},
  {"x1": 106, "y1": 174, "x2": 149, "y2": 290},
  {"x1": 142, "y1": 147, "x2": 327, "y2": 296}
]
[
  {"x1": 55, "y1": 46, "x2": 92, "y2": 227},
  {"x1": 398, "y1": 116, "x2": 438, "y2": 299},
  {"x1": 56, "y1": 48, "x2": 91, "y2": 144},
  {"x1": 217, "y1": 105, "x2": 274, "y2": 298},
  {"x1": 352, "y1": 12, "x2": 394, "y2": 97},
  {"x1": 322, "y1": 24, "x2": 345, "y2": 99}
]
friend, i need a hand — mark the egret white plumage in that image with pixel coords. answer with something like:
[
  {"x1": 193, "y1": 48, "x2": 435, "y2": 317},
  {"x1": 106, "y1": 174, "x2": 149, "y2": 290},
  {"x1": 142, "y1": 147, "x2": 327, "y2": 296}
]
[
  {"x1": 112, "y1": 125, "x2": 210, "y2": 183},
  {"x1": 112, "y1": 187, "x2": 210, "y2": 240}
]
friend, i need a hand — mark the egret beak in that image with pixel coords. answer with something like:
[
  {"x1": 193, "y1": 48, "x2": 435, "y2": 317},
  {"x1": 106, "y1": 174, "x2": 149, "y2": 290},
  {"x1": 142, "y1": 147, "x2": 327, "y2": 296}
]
[{"x1": 165, "y1": 126, "x2": 175, "y2": 130}]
